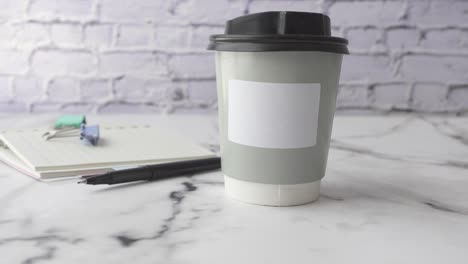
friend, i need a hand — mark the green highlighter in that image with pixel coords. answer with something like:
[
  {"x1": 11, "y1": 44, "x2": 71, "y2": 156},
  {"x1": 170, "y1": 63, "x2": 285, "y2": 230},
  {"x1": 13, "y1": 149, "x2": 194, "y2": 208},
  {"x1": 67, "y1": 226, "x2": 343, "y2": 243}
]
[{"x1": 54, "y1": 115, "x2": 86, "y2": 129}]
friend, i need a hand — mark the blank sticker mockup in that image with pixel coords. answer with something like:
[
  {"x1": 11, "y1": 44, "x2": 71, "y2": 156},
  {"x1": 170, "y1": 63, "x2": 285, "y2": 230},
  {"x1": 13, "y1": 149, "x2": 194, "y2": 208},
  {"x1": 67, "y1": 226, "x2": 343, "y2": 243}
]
[{"x1": 228, "y1": 80, "x2": 321, "y2": 149}]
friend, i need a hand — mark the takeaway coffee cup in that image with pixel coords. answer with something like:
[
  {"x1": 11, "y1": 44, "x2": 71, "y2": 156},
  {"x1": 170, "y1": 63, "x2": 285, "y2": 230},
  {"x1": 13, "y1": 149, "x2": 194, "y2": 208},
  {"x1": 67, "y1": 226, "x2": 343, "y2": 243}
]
[{"x1": 208, "y1": 12, "x2": 349, "y2": 206}]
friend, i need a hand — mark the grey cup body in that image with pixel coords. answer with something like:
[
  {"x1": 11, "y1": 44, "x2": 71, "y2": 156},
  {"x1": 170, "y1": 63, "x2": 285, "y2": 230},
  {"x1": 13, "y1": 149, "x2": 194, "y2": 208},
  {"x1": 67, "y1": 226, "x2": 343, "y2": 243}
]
[{"x1": 216, "y1": 51, "x2": 343, "y2": 185}]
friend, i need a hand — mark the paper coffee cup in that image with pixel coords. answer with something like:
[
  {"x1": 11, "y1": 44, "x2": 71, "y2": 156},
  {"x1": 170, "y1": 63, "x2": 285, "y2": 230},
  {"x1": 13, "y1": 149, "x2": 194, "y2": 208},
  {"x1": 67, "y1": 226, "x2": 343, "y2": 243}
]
[{"x1": 208, "y1": 12, "x2": 349, "y2": 206}]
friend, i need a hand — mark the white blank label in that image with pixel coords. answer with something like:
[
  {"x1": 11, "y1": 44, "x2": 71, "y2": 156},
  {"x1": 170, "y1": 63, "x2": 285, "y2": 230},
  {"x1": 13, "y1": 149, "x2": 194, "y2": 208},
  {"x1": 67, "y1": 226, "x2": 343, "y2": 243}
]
[{"x1": 228, "y1": 80, "x2": 321, "y2": 149}]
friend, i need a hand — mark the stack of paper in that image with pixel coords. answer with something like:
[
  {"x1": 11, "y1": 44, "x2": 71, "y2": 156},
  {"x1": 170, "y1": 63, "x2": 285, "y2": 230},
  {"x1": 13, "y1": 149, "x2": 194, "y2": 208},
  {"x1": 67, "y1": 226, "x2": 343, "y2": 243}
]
[{"x1": 0, "y1": 125, "x2": 215, "y2": 180}]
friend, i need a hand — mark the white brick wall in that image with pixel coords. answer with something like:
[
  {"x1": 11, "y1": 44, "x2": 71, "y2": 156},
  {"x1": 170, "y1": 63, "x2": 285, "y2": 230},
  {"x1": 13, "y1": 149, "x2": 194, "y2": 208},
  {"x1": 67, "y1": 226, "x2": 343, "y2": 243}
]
[{"x1": 0, "y1": 0, "x2": 467, "y2": 113}]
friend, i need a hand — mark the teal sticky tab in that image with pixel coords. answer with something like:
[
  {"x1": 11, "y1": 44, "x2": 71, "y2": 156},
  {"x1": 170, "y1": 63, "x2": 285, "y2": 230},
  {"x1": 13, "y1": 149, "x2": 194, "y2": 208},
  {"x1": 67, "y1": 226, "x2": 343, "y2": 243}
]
[{"x1": 54, "y1": 115, "x2": 86, "y2": 129}]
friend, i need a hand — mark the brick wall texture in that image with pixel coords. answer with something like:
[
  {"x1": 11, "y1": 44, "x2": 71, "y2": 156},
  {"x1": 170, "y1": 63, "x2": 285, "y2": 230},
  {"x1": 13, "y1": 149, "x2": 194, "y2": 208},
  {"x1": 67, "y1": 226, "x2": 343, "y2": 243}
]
[{"x1": 0, "y1": 0, "x2": 467, "y2": 114}]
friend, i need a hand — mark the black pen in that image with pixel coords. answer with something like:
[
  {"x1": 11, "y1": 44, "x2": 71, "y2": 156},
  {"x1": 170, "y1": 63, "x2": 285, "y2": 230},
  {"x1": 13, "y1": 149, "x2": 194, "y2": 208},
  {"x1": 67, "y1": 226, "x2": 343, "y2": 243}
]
[{"x1": 78, "y1": 157, "x2": 221, "y2": 185}]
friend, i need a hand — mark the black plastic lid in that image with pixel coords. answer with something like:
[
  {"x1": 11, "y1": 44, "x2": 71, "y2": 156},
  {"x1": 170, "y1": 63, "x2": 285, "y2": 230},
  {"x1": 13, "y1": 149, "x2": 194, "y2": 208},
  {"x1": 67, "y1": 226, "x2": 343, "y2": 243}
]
[{"x1": 208, "y1": 11, "x2": 349, "y2": 54}]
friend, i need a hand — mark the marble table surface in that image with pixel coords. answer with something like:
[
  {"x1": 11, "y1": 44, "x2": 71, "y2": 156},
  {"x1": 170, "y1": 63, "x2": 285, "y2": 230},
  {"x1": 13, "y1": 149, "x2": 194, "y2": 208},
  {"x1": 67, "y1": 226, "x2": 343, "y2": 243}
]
[{"x1": 0, "y1": 114, "x2": 467, "y2": 264}]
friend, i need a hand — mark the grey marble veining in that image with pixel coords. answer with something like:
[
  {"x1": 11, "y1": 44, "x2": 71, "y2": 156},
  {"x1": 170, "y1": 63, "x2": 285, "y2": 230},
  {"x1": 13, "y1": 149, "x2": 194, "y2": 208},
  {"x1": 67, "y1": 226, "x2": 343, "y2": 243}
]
[{"x1": 0, "y1": 114, "x2": 467, "y2": 264}]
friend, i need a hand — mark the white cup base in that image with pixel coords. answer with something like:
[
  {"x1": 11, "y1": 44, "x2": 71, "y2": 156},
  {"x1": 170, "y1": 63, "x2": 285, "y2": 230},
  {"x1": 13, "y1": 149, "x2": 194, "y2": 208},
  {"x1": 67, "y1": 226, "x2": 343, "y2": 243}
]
[{"x1": 224, "y1": 175, "x2": 321, "y2": 207}]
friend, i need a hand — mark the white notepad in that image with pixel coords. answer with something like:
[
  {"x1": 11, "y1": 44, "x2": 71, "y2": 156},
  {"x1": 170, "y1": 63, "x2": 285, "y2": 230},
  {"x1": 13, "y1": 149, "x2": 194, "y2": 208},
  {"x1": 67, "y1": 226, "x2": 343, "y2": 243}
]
[{"x1": 0, "y1": 124, "x2": 215, "y2": 180}]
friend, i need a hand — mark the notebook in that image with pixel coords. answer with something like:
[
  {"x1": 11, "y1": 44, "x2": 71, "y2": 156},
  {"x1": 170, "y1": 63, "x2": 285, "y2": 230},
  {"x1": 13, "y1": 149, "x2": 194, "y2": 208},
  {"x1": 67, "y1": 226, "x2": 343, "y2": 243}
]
[{"x1": 0, "y1": 124, "x2": 215, "y2": 180}]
